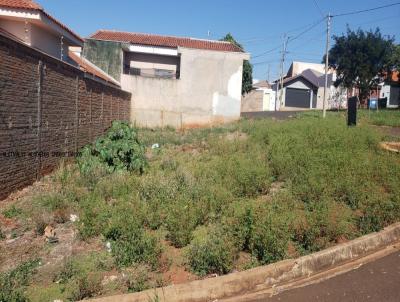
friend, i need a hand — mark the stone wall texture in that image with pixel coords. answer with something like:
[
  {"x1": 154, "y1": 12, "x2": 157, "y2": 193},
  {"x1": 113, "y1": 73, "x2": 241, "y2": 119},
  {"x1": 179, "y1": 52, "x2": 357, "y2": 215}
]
[{"x1": 0, "y1": 33, "x2": 131, "y2": 200}]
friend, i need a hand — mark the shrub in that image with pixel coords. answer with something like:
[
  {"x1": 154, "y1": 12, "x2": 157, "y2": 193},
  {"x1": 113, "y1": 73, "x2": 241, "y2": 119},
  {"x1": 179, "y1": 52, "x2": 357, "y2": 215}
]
[
  {"x1": 186, "y1": 225, "x2": 237, "y2": 276},
  {"x1": 77, "y1": 195, "x2": 111, "y2": 240},
  {"x1": 221, "y1": 199, "x2": 256, "y2": 251},
  {"x1": 0, "y1": 259, "x2": 40, "y2": 302},
  {"x1": 293, "y1": 199, "x2": 356, "y2": 253},
  {"x1": 248, "y1": 201, "x2": 291, "y2": 265},
  {"x1": 104, "y1": 213, "x2": 162, "y2": 269},
  {"x1": 2, "y1": 205, "x2": 23, "y2": 218},
  {"x1": 122, "y1": 265, "x2": 151, "y2": 293},
  {"x1": 0, "y1": 227, "x2": 5, "y2": 240},
  {"x1": 78, "y1": 121, "x2": 148, "y2": 175},
  {"x1": 68, "y1": 273, "x2": 102, "y2": 301},
  {"x1": 165, "y1": 198, "x2": 199, "y2": 248}
]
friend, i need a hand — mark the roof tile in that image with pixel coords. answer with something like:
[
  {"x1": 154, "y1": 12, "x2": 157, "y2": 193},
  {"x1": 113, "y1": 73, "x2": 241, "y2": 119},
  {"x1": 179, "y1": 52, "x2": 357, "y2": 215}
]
[{"x1": 89, "y1": 30, "x2": 244, "y2": 53}]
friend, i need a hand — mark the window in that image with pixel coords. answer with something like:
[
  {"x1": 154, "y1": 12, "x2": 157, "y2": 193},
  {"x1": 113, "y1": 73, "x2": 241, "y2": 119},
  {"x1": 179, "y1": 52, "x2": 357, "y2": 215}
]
[{"x1": 123, "y1": 51, "x2": 180, "y2": 79}]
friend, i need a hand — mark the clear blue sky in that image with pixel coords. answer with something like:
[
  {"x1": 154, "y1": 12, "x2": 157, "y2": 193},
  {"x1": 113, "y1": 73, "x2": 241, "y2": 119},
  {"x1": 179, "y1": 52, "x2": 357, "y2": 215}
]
[{"x1": 37, "y1": 0, "x2": 399, "y2": 81}]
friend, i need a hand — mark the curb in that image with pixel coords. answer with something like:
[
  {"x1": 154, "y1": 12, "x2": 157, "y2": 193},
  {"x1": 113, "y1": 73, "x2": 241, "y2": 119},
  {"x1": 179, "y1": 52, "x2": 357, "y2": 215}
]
[{"x1": 85, "y1": 222, "x2": 400, "y2": 302}]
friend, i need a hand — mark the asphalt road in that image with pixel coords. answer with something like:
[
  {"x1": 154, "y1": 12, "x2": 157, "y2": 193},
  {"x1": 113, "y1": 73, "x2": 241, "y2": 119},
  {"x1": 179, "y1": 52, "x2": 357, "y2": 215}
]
[{"x1": 250, "y1": 251, "x2": 400, "y2": 302}]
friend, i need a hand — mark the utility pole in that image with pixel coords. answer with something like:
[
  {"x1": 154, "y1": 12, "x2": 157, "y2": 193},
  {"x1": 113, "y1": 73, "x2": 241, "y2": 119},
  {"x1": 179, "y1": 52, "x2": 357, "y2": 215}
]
[
  {"x1": 279, "y1": 34, "x2": 289, "y2": 110},
  {"x1": 323, "y1": 13, "x2": 331, "y2": 118},
  {"x1": 267, "y1": 64, "x2": 270, "y2": 83},
  {"x1": 275, "y1": 34, "x2": 288, "y2": 111}
]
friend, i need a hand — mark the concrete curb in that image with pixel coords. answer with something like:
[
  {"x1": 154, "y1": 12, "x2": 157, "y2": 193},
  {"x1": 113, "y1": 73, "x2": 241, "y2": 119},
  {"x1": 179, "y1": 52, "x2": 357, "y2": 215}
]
[{"x1": 86, "y1": 222, "x2": 400, "y2": 302}]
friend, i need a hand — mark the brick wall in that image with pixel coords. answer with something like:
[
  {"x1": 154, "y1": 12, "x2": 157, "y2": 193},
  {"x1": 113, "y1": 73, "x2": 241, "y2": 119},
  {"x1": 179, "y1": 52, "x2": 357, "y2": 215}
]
[{"x1": 0, "y1": 34, "x2": 131, "y2": 200}]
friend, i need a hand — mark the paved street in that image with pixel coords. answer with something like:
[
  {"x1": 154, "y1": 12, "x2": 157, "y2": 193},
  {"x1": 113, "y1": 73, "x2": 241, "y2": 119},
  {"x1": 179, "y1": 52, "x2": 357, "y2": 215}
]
[{"x1": 250, "y1": 251, "x2": 400, "y2": 302}]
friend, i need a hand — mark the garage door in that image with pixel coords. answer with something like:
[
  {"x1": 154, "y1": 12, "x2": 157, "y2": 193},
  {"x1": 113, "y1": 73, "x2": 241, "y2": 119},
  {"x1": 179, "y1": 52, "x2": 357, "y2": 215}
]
[{"x1": 285, "y1": 88, "x2": 311, "y2": 108}]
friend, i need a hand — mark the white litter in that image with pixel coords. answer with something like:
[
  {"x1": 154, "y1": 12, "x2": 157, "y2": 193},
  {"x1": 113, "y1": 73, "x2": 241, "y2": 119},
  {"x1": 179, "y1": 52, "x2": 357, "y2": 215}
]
[
  {"x1": 70, "y1": 214, "x2": 79, "y2": 222},
  {"x1": 151, "y1": 143, "x2": 160, "y2": 149},
  {"x1": 106, "y1": 241, "x2": 112, "y2": 253}
]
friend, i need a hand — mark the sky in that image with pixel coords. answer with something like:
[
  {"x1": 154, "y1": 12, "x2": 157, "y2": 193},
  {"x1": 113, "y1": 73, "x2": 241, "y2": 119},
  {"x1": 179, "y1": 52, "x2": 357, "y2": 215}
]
[{"x1": 37, "y1": 0, "x2": 399, "y2": 81}]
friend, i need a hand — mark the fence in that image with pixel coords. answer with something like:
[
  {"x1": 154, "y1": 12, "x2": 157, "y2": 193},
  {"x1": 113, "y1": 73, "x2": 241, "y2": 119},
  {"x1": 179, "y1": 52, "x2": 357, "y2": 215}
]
[{"x1": 0, "y1": 33, "x2": 131, "y2": 200}]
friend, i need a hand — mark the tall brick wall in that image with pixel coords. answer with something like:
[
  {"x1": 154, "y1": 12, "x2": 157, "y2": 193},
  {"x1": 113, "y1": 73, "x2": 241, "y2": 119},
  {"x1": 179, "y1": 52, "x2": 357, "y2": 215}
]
[{"x1": 0, "y1": 34, "x2": 131, "y2": 200}]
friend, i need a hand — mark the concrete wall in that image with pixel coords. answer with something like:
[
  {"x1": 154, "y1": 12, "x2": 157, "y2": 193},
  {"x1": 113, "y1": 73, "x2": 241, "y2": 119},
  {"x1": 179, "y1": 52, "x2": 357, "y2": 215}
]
[
  {"x1": 0, "y1": 33, "x2": 131, "y2": 201},
  {"x1": 241, "y1": 90, "x2": 263, "y2": 112},
  {"x1": 121, "y1": 47, "x2": 247, "y2": 128},
  {"x1": 84, "y1": 39, "x2": 123, "y2": 81}
]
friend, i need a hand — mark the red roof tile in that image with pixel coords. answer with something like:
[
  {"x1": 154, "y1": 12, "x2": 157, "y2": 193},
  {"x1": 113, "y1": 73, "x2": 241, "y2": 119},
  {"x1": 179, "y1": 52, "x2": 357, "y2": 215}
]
[
  {"x1": 0, "y1": 0, "x2": 41, "y2": 9},
  {"x1": 89, "y1": 30, "x2": 244, "y2": 53},
  {"x1": 0, "y1": 0, "x2": 83, "y2": 43}
]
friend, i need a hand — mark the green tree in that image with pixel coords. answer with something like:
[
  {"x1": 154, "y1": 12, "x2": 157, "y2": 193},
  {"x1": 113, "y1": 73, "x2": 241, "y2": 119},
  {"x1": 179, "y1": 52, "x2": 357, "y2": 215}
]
[
  {"x1": 326, "y1": 27, "x2": 395, "y2": 100},
  {"x1": 221, "y1": 33, "x2": 253, "y2": 95}
]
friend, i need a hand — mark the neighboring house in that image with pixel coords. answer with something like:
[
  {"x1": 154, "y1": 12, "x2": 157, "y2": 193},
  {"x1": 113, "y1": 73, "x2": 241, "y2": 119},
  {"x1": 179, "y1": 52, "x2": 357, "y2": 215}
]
[
  {"x1": 379, "y1": 71, "x2": 399, "y2": 108},
  {"x1": 0, "y1": 0, "x2": 83, "y2": 60},
  {"x1": 83, "y1": 30, "x2": 250, "y2": 128},
  {"x1": 271, "y1": 61, "x2": 346, "y2": 110},
  {"x1": 0, "y1": 0, "x2": 121, "y2": 87},
  {"x1": 241, "y1": 80, "x2": 276, "y2": 112}
]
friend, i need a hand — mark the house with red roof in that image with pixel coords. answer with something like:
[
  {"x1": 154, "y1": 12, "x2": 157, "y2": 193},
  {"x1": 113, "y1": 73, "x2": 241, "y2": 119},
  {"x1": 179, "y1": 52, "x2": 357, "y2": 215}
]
[
  {"x1": 84, "y1": 30, "x2": 250, "y2": 128},
  {"x1": 0, "y1": 0, "x2": 83, "y2": 59},
  {"x1": 0, "y1": 0, "x2": 120, "y2": 87}
]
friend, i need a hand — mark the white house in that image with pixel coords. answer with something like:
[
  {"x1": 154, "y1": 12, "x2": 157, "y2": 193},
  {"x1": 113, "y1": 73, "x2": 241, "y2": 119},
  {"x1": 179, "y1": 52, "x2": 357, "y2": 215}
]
[
  {"x1": 379, "y1": 72, "x2": 400, "y2": 108},
  {"x1": 84, "y1": 30, "x2": 250, "y2": 128}
]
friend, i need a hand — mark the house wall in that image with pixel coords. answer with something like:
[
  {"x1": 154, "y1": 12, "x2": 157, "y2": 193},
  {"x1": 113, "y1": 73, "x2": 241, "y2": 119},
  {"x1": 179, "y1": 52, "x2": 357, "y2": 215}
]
[
  {"x1": 0, "y1": 18, "x2": 30, "y2": 43},
  {"x1": 0, "y1": 33, "x2": 131, "y2": 201},
  {"x1": 121, "y1": 47, "x2": 247, "y2": 128},
  {"x1": 83, "y1": 39, "x2": 123, "y2": 81},
  {"x1": 0, "y1": 19, "x2": 72, "y2": 59},
  {"x1": 30, "y1": 23, "x2": 70, "y2": 59}
]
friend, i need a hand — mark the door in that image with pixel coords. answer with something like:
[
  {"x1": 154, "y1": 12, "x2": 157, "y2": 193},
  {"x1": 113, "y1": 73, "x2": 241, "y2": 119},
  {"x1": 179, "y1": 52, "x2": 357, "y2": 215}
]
[
  {"x1": 389, "y1": 86, "x2": 400, "y2": 106},
  {"x1": 285, "y1": 88, "x2": 311, "y2": 108}
]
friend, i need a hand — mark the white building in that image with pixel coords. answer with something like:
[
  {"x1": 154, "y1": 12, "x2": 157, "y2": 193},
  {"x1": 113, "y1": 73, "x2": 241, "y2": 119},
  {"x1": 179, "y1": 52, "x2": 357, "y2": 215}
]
[{"x1": 84, "y1": 30, "x2": 250, "y2": 128}]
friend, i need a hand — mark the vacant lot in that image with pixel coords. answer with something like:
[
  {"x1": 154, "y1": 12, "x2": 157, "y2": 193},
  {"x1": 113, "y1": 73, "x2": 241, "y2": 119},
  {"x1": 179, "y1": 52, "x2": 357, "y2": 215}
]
[{"x1": 1, "y1": 111, "x2": 400, "y2": 301}]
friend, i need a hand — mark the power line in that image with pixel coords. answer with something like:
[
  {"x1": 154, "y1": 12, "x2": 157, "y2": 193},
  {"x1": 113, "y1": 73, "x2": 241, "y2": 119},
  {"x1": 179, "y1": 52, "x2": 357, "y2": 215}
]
[
  {"x1": 332, "y1": 2, "x2": 400, "y2": 17},
  {"x1": 288, "y1": 17, "x2": 326, "y2": 43},
  {"x1": 312, "y1": 0, "x2": 325, "y2": 17},
  {"x1": 252, "y1": 45, "x2": 281, "y2": 59}
]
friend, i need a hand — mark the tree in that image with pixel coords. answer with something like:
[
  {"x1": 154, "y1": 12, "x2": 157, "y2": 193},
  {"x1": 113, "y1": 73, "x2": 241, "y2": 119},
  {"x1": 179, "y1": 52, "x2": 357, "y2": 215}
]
[
  {"x1": 220, "y1": 33, "x2": 253, "y2": 95},
  {"x1": 326, "y1": 27, "x2": 395, "y2": 101}
]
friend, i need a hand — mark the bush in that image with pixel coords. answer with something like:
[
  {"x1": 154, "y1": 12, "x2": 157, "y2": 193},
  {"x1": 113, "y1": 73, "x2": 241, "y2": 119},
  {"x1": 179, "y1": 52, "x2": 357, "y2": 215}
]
[
  {"x1": 165, "y1": 197, "x2": 200, "y2": 248},
  {"x1": 248, "y1": 201, "x2": 291, "y2": 265},
  {"x1": 104, "y1": 213, "x2": 161, "y2": 269},
  {"x1": 0, "y1": 259, "x2": 40, "y2": 302},
  {"x1": 2, "y1": 205, "x2": 23, "y2": 218},
  {"x1": 186, "y1": 225, "x2": 237, "y2": 276},
  {"x1": 78, "y1": 121, "x2": 148, "y2": 176},
  {"x1": 293, "y1": 199, "x2": 356, "y2": 253},
  {"x1": 221, "y1": 200, "x2": 256, "y2": 251}
]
